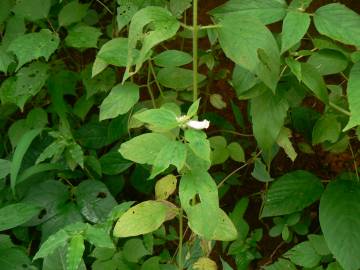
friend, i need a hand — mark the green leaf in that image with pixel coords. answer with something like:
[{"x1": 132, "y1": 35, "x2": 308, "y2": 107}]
[
  {"x1": 85, "y1": 225, "x2": 114, "y2": 249},
  {"x1": 59, "y1": 1, "x2": 89, "y2": 27},
  {"x1": 124, "y1": 6, "x2": 180, "y2": 81},
  {"x1": 0, "y1": 248, "x2": 32, "y2": 270},
  {"x1": 187, "y1": 98, "x2": 201, "y2": 118},
  {"x1": 99, "y1": 82, "x2": 139, "y2": 121},
  {"x1": 312, "y1": 114, "x2": 341, "y2": 145},
  {"x1": 0, "y1": 0, "x2": 12, "y2": 25},
  {"x1": 307, "y1": 49, "x2": 348, "y2": 75},
  {"x1": 119, "y1": 133, "x2": 171, "y2": 165},
  {"x1": 43, "y1": 246, "x2": 86, "y2": 270},
  {"x1": 0, "y1": 47, "x2": 13, "y2": 73},
  {"x1": 100, "y1": 152, "x2": 132, "y2": 175},
  {"x1": 250, "y1": 90, "x2": 289, "y2": 151},
  {"x1": 0, "y1": 203, "x2": 40, "y2": 231},
  {"x1": 261, "y1": 170, "x2": 324, "y2": 217},
  {"x1": 65, "y1": 25, "x2": 102, "y2": 48},
  {"x1": 216, "y1": 13, "x2": 280, "y2": 91},
  {"x1": 314, "y1": 3, "x2": 360, "y2": 47},
  {"x1": 0, "y1": 159, "x2": 11, "y2": 179},
  {"x1": 169, "y1": 0, "x2": 192, "y2": 17},
  {"x1": 134, "y1": 108, "x2": 178, "y2": 131},
  {"x1": 123, "y1": 239, "x2": 151, "y2": 263},
  {"x1": 150, "y1": 140, "x2": 187, "y2": 179},
  {"x1": 231, "y1": 65, "x2": 261, "y2": 99},
  {"x1": 67, "y1": 142, "x2": 84, "y2": 169},
  {"x1": 75, "y1": 180, "x2": 117, "y2": 223},
  {"x1": 184, "y1": 129, "x2": 211, "y2": 163},
  {"x1": 26, "y1": 108, "x2": 48, "y2": 129},
  {"x1": 300, "y1": 62, "x2": 329, "y2": 103},
  {"x1": 157, "y1": 67, "x2": 206, "y2": 90},
  {"x1": 34, "y1": 230, "x2": 70, "y2": 260},
  {"x1": 288, "y1": 0, "x2": 313, "y2": 10},
  {"x1": 276, "y1": 127, "x2": 297, "y2": 161},
  {"x1": 154, "y1": 50, "x2": 192, "y2": 67},
  {"x1": 7, "y1": 29, "x2": 59, "y2": 70},
  {"x1": 281, "y1": 11, "x2": 310, "y2": 54},
  {"x1": 12, "y1": 0, "x2": 51, "y2": 21},
  {"x1": 179, "y1": 171, "x2": 219, "y2": 239},
  {"x1": 113, "y1": 200, "x2": 168, "y2": 237},
  {"x1": 320, "y1": 180, "x2": 360, "y2": 270},
  {"x1": 227, "y1": 142, "x2": 245, "y2": 162},
  {"x1": 251, "y1": 159, "x2": 274, "y2": 183},
  {"x1": 193, "y1": 257, "x2": 217, "y2": 270},
  {"x1": 210, "y1": 0, "x2": 287, "y2": 25},
  {"x1": 211, "y1": 209, "x2": 238, "y2": 241},
  {"x1": 263, "y1": 259, "x2": 296, "y2": 270},
  {"x1": 308, "y1": 234, "x2": 330, "y2": 256},
  {"x1": 116, "y1": 0, "x2": 143, "y2": 31},
  {"x1": 67, "y1": 235, "x2": 85, "y2": 270},
  {"x1": 210, "y1": 94, "x2": 227, "y2": 109},
  {"x1": 344, "y1": 62, "x2": 360, "y2": 130},
  {"x1": 82, "y1": 66, "x2": 116, "y2": 98},
  {"x1": 155, "y1": 174, "x2": 177, "y2": 200},
  {"x1": 10, "y1": 128, "x2": 42, "y2": 194},
  {"x1": 284, "y1": 241, "x2": 322, "y2": 268}
]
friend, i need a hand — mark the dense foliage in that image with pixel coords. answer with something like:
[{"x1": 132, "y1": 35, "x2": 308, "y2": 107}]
[{"x1": 0, "y1": 0, "x2": 360, "y2": 269}]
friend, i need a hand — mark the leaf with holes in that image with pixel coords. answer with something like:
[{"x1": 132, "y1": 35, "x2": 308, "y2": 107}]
[
  {"x1": 123, "y1": 6, "x2": 180, "y2": 81},
  {"x1": 7, "y1": 29, "x2": 59, "y2": 70}
]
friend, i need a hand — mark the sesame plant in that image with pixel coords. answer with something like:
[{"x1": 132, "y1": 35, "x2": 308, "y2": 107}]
[{"x1": 0, "y1": 0, "x2": 360, "y2": 269}]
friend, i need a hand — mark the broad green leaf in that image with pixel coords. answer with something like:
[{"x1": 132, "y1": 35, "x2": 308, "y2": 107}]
[
  {"x1": 0, "y1": 248, "x2": 32, "y2": 270},
  {"x1": 0, "y1": 47, "x2": 13, "y2": 73},
  {"x1": 7, "y1": 119, "x2": 29, "y2": 149},
  {"x1": 344, "y1": 62, "x2": 360, "y2": 130},
  {"x1": 21, "y1": 180, "x2": 69, "y2": 225},
  {"x1": 231, "y1": 65, "x2": 260, "y2": 98},
  {"x1": 314, "y1": 3, "x2": 360, "y2": 47},
  {"x1": 179, "y1": 171, "x2": 219, "y2": 239},
  {"x1": 169, "y1": 0, "x2": 192, "y2": 17},
  {"x1": 119, "y1": 133, "x2": 171, "y2": 165},
  {"x1": 65, "y1": 25, "x2": 102, "y2": 48},
  {"x1": 286, "y1": 57, "x2": 302, "y2": 81},
  {"x1": 94, "y1": 38, "x2": 138, "y2": 74},
  {"x1": 82, "y1": 66, "x2": 116, "y2": 98},
  {"x1": 155, "y1": 174, "x2": 177, "y2": 200},
  {"x1": 251, "y1": 159, "x2": 274, "y2": 183},
  {"x1": 0, "y1": 159, "x2": 11, "y2": 179},
  {"x1": 211, "y1": 209, "x2": 238, "y2": 241},
  {"x1": 307, "y1": 49, "x2": 348, "y2": 75},
  {"x1": 227, "y1": 142, "x2": 245, "y2": 162},
  {"x1": 210, "y1": 94, "x2": 227, "y2": 109},
  {"x1": 141, "y1": 256, "x2": 161, "y2": 270},
  {"x1": 300, "y1": 62, "x2": 329, "y2": 103},
  {"x1": 216, "y1": 14, "x2": 280, "y2": 92},
  {"x1": 281, "y1": 11, "x2": 310, "y2": 54},
  {"x1": 284, "y1": 241, "x2": 321, "y2": 268},
  {"x1": 11, "y1": 62, "x2": 49, "y2": 110},
  {"x1": 250, "y1": 90, "x2": 289, "y2": 151},
  {"x1": 187, "y1": 98, "x2": 201, "y2": 118},
  {"x1": 100, "y1": 152, "x2": 132, "y2": 175},
  {"x1": 0, "y1": 0, "x2": 12, "y2": 25},
  {"x1": 157, "y1": 67, "x2": 206, "y2": 90},
  {"x1": 320, "y1": 180, "x2": 360, "y2": 270},
  {"x1": 43, "y1": 246, "x2": 86, "y2": 270},
  {"x1": 67, "y1": 235, "x2": 85, "y2": 270},
  {"x1": 124, "y1": 6, "x2": 180, "y2": 81},
  {"x1": 123, "y1": 239, "x2": 150, "y2": 263},
  {"x1": 184, "y1": 129, "x2": 211, "y2": 163},
  {"x1": 312, "y1": 114, "x2": 341, "y2": 145},
  {"x1": 66, "y1": 142, "x2": 84, "y2": 169},
  {"x1": 276, "y1": 127, "x2": 297, "y2": 161},
  {"x1": 84, "y1": 224, "x2": 114, "y2": 249},
  {"x1": 113, "y1": 200, "x2": 168, "y2": 237},
  {"x1": 308, "y1": 234, "x2": 330, "y2": 256},
  {"x1": 59, "y1": 1, "x2": 89, "y2": 27},
  {"x1": 75, "y1": 180, "x2": 117, "y2": 223},
  {"x1": 261, "y1": 170, "x2": 324, "y2": 217},
  {"x1": 134, "y1": 108, "x2": 178, "y2": 131},
  {"x1": 193, "y1": 257, "x2": 217, "y2": 270},
  {"x1": 116, "y1": 0, "x2": 143, "y2": 31},
  {"x1": 36, "y1": 140, "x2": 66, "y2": 164},
  {"x1": 7, "y1": 29, "x2": 59, "y2": 70},
  {"x1": 0, "y1": 203, "x2": 40, "y2": 231},
  {"x1": 1, "y1": 15, "x2": 25, "y2": 49},
  {"x1": 99, "y1": 82, "x2": 139, "y2": 121},
  {"x1": 12, "y1": 0, "x2": 51, "y2": 21},
  {"x1": 150, "y1": 141, "x2": 187, "y2": 178},
  {"x1": 26, "y1": 108, "x2": 48, "y2": 129},
  {"x1": 210, "y1": 0, "x2": 287, "y2": 25},
  {"x1": 154, "y1": 50, "x2": 192, "y2": 67},
  {"x1": 263, "y1": 259, "x2": 296, "y2": 270},
  {"x1": 10, "y1": 128, "x2": 42, "y2": 194},
  {"x1": 73, "y1": 95, "x2": 95, "y2": 120},
  {"x1": 288, "y1": 0, "x2": 313, "y2": 10}
]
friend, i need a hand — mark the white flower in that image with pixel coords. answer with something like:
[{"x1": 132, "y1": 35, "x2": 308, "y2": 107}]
[{"x1": 186, "y1": 119, "x2": 210, "y2": 130}]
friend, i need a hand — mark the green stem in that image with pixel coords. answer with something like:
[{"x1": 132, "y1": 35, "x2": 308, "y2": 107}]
[
  {"x1": 192, "y1": 0, "x2": 198, "y2": 102},
  {"x1": 149, "y1": 61, "x2": 164, "y2": 97},
  {"x1": 329, "y1": 101, "x2": 351, "y2": 116},
  {"x1": 178, "y1": 208, "x2": 184, "y2": 270},
  {"x1": 147, "y1": 61, "x2": 156, "y2": 108}
]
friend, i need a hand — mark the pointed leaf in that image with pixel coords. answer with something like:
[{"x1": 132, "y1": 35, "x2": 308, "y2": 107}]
[
  {"x1": 66, "y1": 235, "x2": 85, "y2": 270},
  {"x1": 34, "y1": 229, "x2": 70, "y2": 260}
]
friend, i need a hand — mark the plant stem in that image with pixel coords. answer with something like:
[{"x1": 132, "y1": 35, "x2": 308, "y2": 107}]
[
  {"x1": 149, "y1": 60, "x2": 164, "y2": 97},
  {"x1": 192, "y1": 0, "x2": 199, "y2": 102},
  {"x1": 329, "y1": 101, "x2": 351, "y2": 116},
  {"x1": 178, "y1": 208, "x2": 184, "y2": 270},
  {"x1": 147, "y1": 61, "x2": 156, "y2": 108}
]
